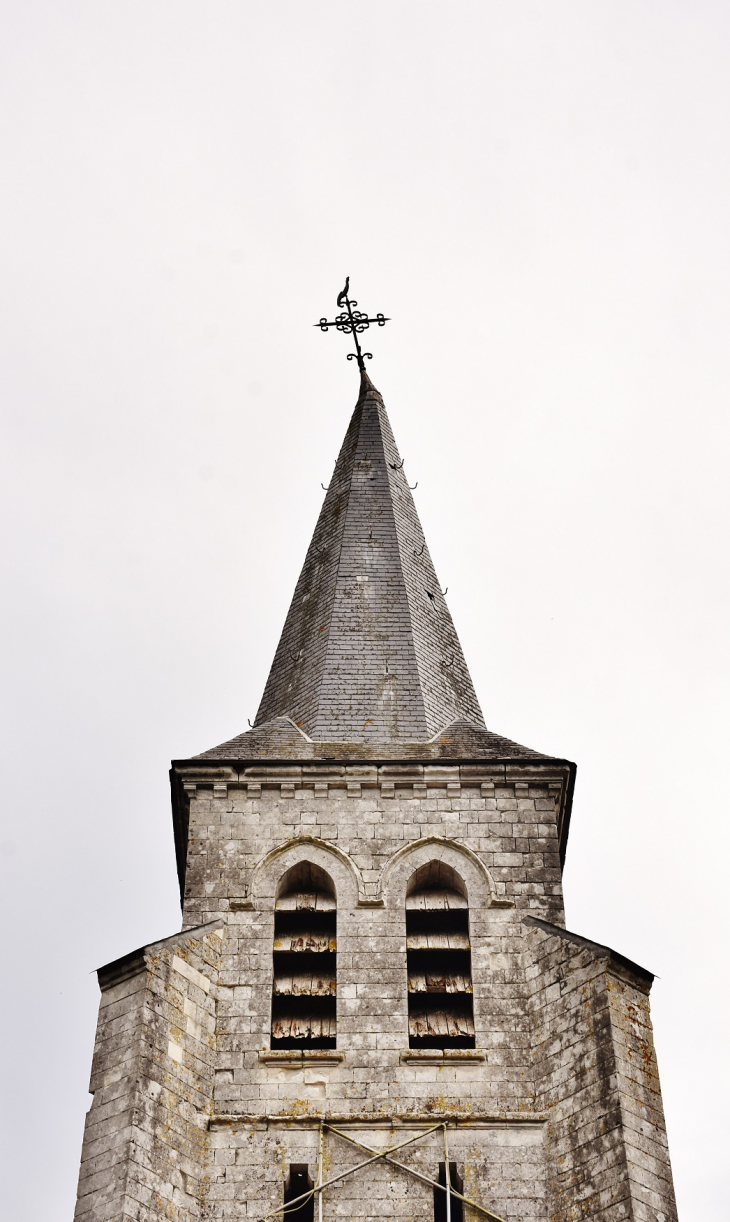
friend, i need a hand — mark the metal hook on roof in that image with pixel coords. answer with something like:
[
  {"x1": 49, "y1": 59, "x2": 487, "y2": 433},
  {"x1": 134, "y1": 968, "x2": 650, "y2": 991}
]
[
  {"x1": 321, "y1": 483, "x2": 329, "y2": 491},
  {"x1": 409, "y1": 481, "x2": 418, "y2": 491},
  {"x1": 442, "y1": 587, "x2": 448, "y2": 596},
  {"x1": 443, "y1": 654, "x2": 454, "y2": 669},
  {"x1": 389, "y1": 458, "x2": 405, "y2": 470},
  {"x1": 414, "y1": 543, "x2": 425, "y2": 557},
  {"x1": 289, "y1": 649, "x2": 302, "y2": 663},
  {"x1": 247, "y1": 718, "x2": 254, "y2": 727}
]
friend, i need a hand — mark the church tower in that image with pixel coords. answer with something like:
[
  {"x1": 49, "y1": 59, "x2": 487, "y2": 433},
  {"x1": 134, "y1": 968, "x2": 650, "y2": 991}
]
[{"x1": 74, "y1": 295, "x2": 677, "y2": 1222}]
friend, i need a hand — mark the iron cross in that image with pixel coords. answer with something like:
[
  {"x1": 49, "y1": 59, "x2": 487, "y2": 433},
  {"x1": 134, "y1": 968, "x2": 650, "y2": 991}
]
[{"x1": 314, "y1": 278, "x2": 389, "y2": 372}]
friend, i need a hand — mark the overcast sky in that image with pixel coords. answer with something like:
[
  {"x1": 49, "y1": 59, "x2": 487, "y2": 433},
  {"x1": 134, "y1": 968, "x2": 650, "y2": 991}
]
[{"x1": 1, "y1": 3, "x2": 728, "y2": 1219}]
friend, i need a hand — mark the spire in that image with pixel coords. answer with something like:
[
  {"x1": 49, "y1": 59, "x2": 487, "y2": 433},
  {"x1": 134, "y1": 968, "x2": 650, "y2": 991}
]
[
  {"x1": 194, "y1": 286, "x2": 552, "y2": 762},
  {"x1": 253, "y1": 370, "x2": 484, "y2": 742}
]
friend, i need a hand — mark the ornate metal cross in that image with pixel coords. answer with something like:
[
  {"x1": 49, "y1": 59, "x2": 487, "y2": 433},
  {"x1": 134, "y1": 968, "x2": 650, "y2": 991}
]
[{"x1": 314, "y1": 277, "x2": 389, "y2": 372}]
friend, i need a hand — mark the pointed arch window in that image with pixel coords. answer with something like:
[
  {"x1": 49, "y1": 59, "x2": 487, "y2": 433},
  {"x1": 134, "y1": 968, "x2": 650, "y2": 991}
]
[
  {"x1": 271, "y1": 862, "x2": 337, "y2": 1050},
  {"x1": 406, "y1": 861, "x2": 475, "y2": 1048}
]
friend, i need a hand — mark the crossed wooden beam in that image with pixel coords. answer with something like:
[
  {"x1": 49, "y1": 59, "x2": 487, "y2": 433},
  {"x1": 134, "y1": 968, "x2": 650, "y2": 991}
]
[{"x1": 262, "y1": 1121, "x2": 506, "y2": 1222}]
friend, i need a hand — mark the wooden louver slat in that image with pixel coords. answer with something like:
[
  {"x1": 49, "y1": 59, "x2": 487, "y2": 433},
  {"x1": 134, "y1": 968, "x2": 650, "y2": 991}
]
[
  {"x1": 275, "y1": 890, "x2": 336, "y2": 912},
  {"x1": 406, "y1": 930, "x2": 470, "y2": 951},
  {"x1": 408, "y1": 971, "x2": 473, "y2": 994},
  {"x1": 273, "y1": 930, "x2": 337, "y2": 953},
  {"x1": 405, "y1": 889, "x2": 468, "y2": 911},
  {"x1": 272, "y1": 1011, "x2": 337, "y2": 1040},
  {"x1": 408, "y1": 1006, "x2": 475, "y2": 1040},
  {"x1": 273, "y1": 972, "x2": 336, "y2": 997}
]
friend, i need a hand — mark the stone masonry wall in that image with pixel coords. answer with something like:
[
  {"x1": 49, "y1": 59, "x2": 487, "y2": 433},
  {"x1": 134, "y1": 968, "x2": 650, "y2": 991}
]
[
  {"x1": 606, "y1": 968, "x2": 677, "y2": 1221},
  {"x1": 525, "y1": 924, "x2": 677, "y2": 1222},
  {"x1": 75, "y1": 758, "x2": 676, "y2": 1221},
  {"x1": 180, "y1": 766, "x2": 564, "y2": 1221},
  {"x1": 180, "y1": 767, "x2": 568, "y2": 928},
  {"x1": 204, "y1": 1119, "x2": 547, "y2": 1222},
  {"x1": 177, "y1": 768, "x2": 566, "y2": 1123},
  {"x1": 75, "y1": 924, "x2": 223, "y2": 1222}
]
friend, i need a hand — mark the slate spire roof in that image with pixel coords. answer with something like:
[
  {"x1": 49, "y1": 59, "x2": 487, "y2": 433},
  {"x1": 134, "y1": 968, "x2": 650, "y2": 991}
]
[
  {"x1": 255, "y1": 369, "x2": 483, "y2": 741},
  {"x1": 196, "y1": 370, "x2": 548, "y2": 762}
]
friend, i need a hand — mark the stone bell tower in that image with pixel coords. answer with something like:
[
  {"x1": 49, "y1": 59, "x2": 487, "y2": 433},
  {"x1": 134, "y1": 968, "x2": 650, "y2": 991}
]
[{"x1": 74, "y1": 355, "x2": 677, "y2": 1222}]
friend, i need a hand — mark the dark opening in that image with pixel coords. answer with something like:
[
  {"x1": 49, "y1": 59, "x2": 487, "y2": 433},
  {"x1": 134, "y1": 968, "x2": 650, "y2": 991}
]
[
  {"x1": 433, "y1": 1162, "x2": 464, "y2": 1222},
  {"x1": 284, "y1": 1164, "x2": 314, "y2": 1222}
]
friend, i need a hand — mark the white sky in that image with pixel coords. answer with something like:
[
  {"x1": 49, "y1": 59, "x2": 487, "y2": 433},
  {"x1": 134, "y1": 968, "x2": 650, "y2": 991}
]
[{"x1": 1, "y1": 3, "x2": 728, "y2": 1218}]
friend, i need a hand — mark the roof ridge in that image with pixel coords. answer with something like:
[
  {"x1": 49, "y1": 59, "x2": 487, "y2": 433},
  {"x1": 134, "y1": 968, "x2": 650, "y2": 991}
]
[
  {"x1": 425, "y1": 716, "x2": 478, "y2": 744},
  {"x1": 281, "y1": 714, "x2": 314, "y2": 743}
]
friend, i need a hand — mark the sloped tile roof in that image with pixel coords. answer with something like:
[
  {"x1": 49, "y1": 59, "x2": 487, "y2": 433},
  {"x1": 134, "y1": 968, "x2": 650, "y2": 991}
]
[{"x1": 193, "y1": 715, "x2": 550, "y2": 762}]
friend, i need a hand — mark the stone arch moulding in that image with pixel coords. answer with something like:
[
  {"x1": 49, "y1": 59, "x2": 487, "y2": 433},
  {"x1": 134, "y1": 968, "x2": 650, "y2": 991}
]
[
  {"x1": 379, "y1": 836, "x2": 510, "y2": 910},
  {"x1": 245, "y1": 836, "x2": 366, "y2": 909}
]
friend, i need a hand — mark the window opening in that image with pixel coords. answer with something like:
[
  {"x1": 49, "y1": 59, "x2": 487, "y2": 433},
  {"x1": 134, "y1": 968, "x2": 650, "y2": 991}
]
[
  {"x1": 284, "y1": 1164, "x2": 314, "y2": 1222},
  {"x1": 434, "y1": 1162, "x2": 464, "y2": 1222},
  {"x1": 406, "y1": 861, "x2": 475, "y2": 1048},
  {"x1": 271, "y1": 862, "x2": 336, "y2": 1050}
]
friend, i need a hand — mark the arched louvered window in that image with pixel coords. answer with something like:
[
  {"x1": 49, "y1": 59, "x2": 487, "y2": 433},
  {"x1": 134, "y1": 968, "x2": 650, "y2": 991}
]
[
  {"x1": 271, "y1": 862, "x2": 337, "y2": 1050},
  {"x1": 406, "y1": 861, "x2": 475, "y2": 1048}
]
